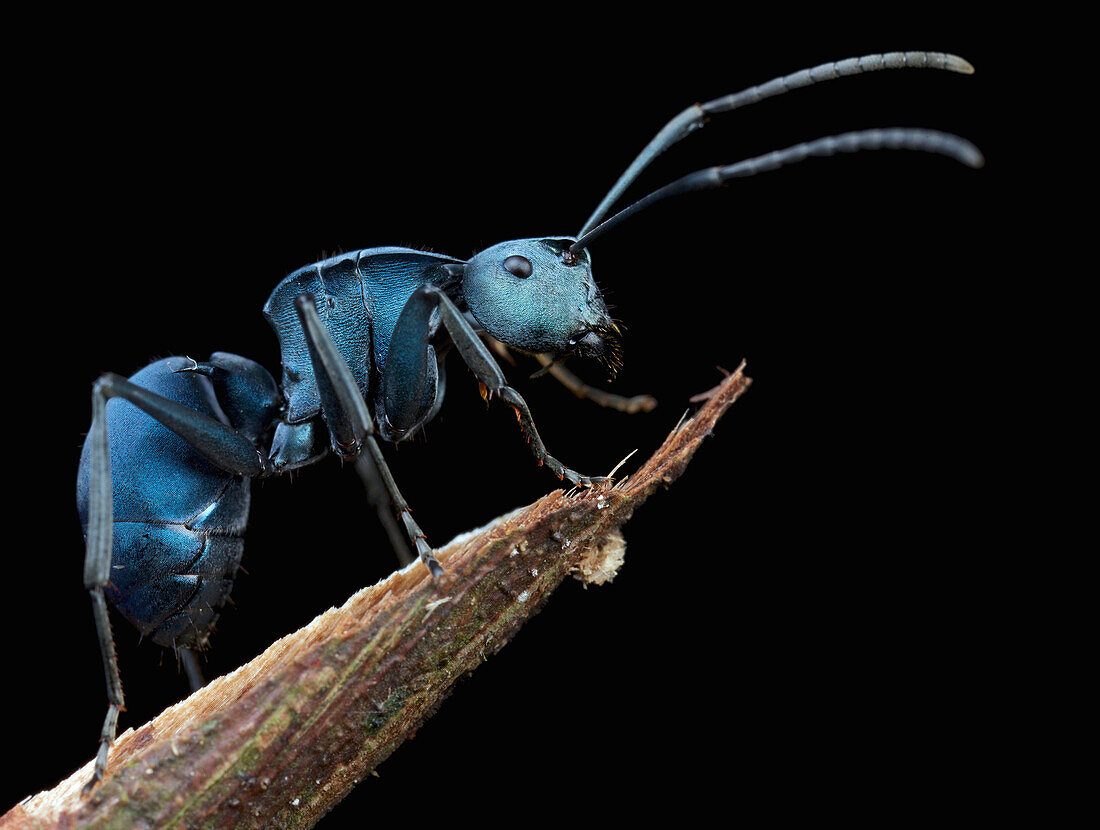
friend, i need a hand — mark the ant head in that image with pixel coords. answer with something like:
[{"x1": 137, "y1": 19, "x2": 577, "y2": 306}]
[
  {"x1": 463, "y1": 237, "x2": 622, "y2": 376},
  {"x1": 460, "y1": 54, "x2": 983, "y2": 384}
]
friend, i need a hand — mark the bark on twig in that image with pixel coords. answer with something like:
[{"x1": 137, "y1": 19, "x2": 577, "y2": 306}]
[{"x1": 3, "y1": 362, "x2": 751, "y2": 829}]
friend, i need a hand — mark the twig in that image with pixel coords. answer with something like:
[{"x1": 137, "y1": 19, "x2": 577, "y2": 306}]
[{"x1": 3, "y1": 362, "x2": 750, "y2": 829}]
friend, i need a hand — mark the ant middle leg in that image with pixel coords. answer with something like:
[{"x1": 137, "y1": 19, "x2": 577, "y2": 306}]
[
  {"x1": 354, "y1": 453, "x2": 416, "y2": 567},
  {"x1": 293, "y1": 293, "x2": 441, "y2": 576}
]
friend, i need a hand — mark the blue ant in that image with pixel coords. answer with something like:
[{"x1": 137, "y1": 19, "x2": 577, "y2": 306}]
[{"x1": 77, "y1": 51, "x2": 982, "y2": 790}]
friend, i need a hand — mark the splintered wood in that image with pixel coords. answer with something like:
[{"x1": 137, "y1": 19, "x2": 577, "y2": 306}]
[{"x1": 4, "y1": 362, "x2": 750, "y2": 830}]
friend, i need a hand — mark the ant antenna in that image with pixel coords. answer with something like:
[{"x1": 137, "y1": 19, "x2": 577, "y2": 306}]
[
  {"x1": 569, "y1": 127, "x2": 983, "y2": 254},
  {"x1": 577, "y1": 51, "x2": 975, "y2": 238}
]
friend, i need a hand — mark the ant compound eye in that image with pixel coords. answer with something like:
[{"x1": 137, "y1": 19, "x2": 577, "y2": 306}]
[{"x1": 502, "y1": 255, "x2": 533, "y2": 278}]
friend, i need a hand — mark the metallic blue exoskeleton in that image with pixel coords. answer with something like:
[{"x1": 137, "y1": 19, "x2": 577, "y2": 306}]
[
  {"x1": 76, "y1": 51, "x2": 982, "y2": 791},
  {"x1": 263, "y1": 241, "x2": 618, "y2": 453},
  {"x1": 76, "y1": 354, "x2": 279, "y2": 648}
]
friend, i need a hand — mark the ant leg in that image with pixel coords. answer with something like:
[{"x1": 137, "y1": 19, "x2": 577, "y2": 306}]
[
  {"x1": 81, "y1": 371, "x2": 269, "y2": 791},
  {"x1": 386, "y1": 285, "x2": 603, "y2": 488},
  {"x1": 293, "y1": 293, "x2": 441, "y2": 576},
  {"x1": 481, "y1": 334, "x2": 517, "y2": 366},
  {"x1": 354, "y1": 453, "x2": 415, "y2": 567},
  {"x1": 180, "y1": 648, "x2": 205, "y2": 692},
  {"x1": 82, "y1": 380, "x2": 124, "y2": 793},
  {"x1": 533, "y1": 355, "x2": 658, "y2": 414},
  {"x1": 484, "y1": 335, "x2": 656, "y2": 414},
  {"x1": 91, "y1": 373, "x2": 270, "y2": 477}
]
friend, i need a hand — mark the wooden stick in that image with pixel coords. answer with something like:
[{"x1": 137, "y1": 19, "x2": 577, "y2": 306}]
[{"x1": 2, "y1": 362, "x2": 750, "y2": 829}]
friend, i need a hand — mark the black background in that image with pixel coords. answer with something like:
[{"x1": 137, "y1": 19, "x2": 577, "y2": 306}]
[{"x1": 7, "y1": 9, "x2": 1002, "y2": 826}]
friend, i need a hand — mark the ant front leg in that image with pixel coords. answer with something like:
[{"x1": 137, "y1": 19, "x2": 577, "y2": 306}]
[
  {"x1": 385, "y1": 284, "x2": 604, "y2": 488},
  {"x1": 483, "y1": 335, "x2": 657, "y2": 415},
  {"x1": 293, "y1": 294, "x2": 441, "y2": 576},
  {"x1": 532, "y1": 354, "x2": 658, "y2": 415}
]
